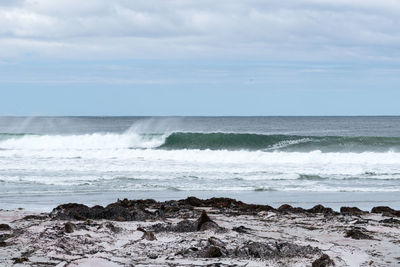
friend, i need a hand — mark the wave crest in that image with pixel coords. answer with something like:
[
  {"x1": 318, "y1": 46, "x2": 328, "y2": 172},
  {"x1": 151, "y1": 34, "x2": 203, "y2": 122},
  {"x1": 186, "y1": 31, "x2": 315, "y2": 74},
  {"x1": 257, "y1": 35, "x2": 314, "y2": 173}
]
[{"x1": 1, "y1": 132, "x2": 400, "y2": 152}]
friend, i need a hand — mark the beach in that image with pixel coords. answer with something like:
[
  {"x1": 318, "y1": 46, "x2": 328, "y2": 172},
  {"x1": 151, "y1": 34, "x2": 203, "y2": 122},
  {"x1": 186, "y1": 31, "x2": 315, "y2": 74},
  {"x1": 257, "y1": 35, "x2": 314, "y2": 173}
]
[
  {"x1": 1, "y1": 117, "x2": 400, "y2": 266},
  {"x1": 1, "y1": 197, "x2": 400, "y2": 266},
  {"x1": 2, "y1": 0, "x2": 400, "y2": 265}
]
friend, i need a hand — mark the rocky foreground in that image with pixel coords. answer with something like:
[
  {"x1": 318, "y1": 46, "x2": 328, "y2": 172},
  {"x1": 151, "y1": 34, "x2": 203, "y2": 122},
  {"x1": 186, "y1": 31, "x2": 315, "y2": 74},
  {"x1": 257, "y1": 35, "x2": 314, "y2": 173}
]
[{"x1": 1, "y1": 197, "x2": 400, "y2": 267}]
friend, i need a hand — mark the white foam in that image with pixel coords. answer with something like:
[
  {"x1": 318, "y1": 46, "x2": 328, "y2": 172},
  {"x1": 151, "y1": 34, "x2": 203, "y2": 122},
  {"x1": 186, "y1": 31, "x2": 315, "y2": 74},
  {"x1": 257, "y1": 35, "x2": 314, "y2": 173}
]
[
  {"x1": 0, "y1": 132, "x2": 166, "y2": 150},
  {"x1": 266, "y1": 138, "x2": 311, "y2": 150},
  {"x1": 1, "y1": 133, "x2": 400, "y2": 192}
]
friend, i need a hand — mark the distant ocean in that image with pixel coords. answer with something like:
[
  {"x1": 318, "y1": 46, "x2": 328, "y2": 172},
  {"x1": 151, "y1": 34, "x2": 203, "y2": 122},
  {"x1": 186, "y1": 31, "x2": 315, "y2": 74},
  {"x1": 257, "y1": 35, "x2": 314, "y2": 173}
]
[{"x1": 1, "y1": 116, "x2": 400, "y2": 211}]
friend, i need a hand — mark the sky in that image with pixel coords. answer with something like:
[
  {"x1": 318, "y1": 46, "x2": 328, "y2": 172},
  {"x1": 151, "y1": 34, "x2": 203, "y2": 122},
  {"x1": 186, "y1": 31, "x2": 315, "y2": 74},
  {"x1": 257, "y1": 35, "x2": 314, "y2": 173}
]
[{"x1": 0, "y1": 0, "x2": 399, "y2": 116}]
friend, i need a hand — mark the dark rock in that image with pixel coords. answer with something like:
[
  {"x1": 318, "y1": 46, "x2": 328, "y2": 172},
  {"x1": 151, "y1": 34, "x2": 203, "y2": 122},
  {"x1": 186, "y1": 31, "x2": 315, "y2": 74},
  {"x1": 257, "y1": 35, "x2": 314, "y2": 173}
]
[
  {"x1": 234, "y1": 241, "x2": 321, "y2": 259},
  {"x1": 340, "y1": 207, "x2": 366, "y2": 215},
  {"x1": 51, "y1": 200, "x2": 155, "y2": 221},
  {"x1": 148, "y1": 254, "x2": 158, "y2": 259},
  {"x1": 50, "y1": 197, "x2": 346, "y2": 224},
  {"x1": 180, "y1": 197, "x2": 275, "y2": 213},
  {"x1": 371, "y1": 206, "x2": 400, "y2": 217},
  {"x1": 0, "y1": 241, "x2": 7, "y2": 247},
  {"x1": 277, "y1": 204, "x2": 306, "y2": 213},
  {"x1": 149, "y1": 223, "x2": 168, "y2": 232},
  {"x1": 51, "y1": 203, "x2": 93, "y2": 220},
  {"x1": 203, "y1": 246, "x2": 222, "y2": 258},
  {"x1": 196, "y1": 211, "x2": 221, "y2": 231},
  {"x1": 232, "y1": 225, "x2": 251, "y2": 233},
  {"x1": 197, "y1": 210, "x2": 212, "y2": 231},
  {"x1": 371, "y1": 206, "x2": 394, "y2": 213},
  {"x1": 137, "y1": 226, "x2": 156, "y2": 240},
  {"x1": 379, "y1": 218, "x2": 400, "y2": 224},
  {"x1": 277, "y1": 204, "x2": 337, "y2": 215},
  {"x1": 50, "y1": 197, "x2": 276, "y2": 222},
  {"x1": 13, "y1": 257, "x2": 29, "y2": 264},
  {"x1": 151, "y1": 220, "x2": 197, "y2": 233},
  {"x1": 353, "y1": 219, "x2": 369, "y2": 225},
  {"x1": 344, "y1": 228, "x2": 372, "y2": 240},
  {"x1": 308, "y1": 205, "x2": 335, "y2": 214},
  {"x1": 312, "y1": 254, "x2": 335, "y2": 267},
  {"x1": 208, "y1": 236, "x2": 225, "y2": 247},
  {"x1": 0, "y1": 233, "x2": 9, "y2": 242},
  {"x1": 105, "y1": 222, "x2": 121, "y2": 233},
  {"x1": 176, "y1": 220, "x2": 197, "y2": 232},
  {"x1": 185, "y1": 196, "x2": 203, "y2": 206},
  {"x1": 141, "y1": 231, "x2": 156, "y2": 241},
  {"x1": 199, "y1": 221, "x2": 220, "y2": 231},
  {"x1": 137, "y1": 226, "x2": 146, "y2": 232},
  {"x1": 101, "y1": 205, "x2": 132, "y2": 220},
  {"x1": 64, "y1": 222, "x2": 75, "y2": 233},
  {"x1": 0, "y1": 224, "x2": 11, "y2": 231}
]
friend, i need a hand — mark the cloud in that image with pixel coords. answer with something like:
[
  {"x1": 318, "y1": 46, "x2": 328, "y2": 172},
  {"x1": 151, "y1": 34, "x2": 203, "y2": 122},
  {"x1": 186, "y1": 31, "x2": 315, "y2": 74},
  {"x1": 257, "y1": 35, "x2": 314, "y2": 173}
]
[{"x1": 0, "y1": 0, "x2": 399, "y2": 61}]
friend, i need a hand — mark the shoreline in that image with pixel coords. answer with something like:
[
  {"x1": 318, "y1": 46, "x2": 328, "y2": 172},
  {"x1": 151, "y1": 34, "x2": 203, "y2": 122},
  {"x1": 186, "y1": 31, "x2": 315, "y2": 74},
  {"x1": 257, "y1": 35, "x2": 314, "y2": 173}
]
[
  {"x1": 1, "y1": 197, "x2": 400, "y2": 266},
  {"x1": 2, "y1": 190, "x2": 400, "y2": 213}
]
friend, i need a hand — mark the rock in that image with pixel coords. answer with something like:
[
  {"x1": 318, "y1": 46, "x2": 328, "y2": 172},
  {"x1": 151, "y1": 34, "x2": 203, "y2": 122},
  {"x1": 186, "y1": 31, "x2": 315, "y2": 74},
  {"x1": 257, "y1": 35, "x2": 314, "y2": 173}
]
[
  {"x1": 232, "y1": 225, "x2": 251, "y2": 233},
  {"x1": 0, "y1": 224, "x2": 11, "y2": 231},
  {"x1": 105, "y1": 222, "x2": 121, "y2": 233},
  {"x1": 181, "y1": 197, "x2": 275, "y2": 213},
  {"x1": 353, "y1": 219, "x2": 369, "y2": 225},
  {"x1": 197, "y1": 210, "x2": 216, "y2": 231},
  {"x1": 50, "y1": 197, "x2": 277, "y2": 222},
  {"x1": 208, "y1": 236, "x2": 225, "y2": 247},
  {"x1": 138, "y1": 226, "x2": 156, "y2": 240},
  {"x1": 151, "y1": 220, "x2": 197, "y2": 233},
  {"x1": 203, "y1": 246, "x2": 222, "y2": 258},
  {"x1": 100, "y1": 204, "x2": 135, "y2": 221},
  {"x1": 51, "y1": 201, "x2": 155, "y2": 221},
  {"x1": 148, "y1": 253, "x2": 158, "y2": 259},
  {"x1": 176, "y1": 220, "x2": 197, "y2": 232},
  {"x1": 340, "y1": 207, "x2": 366, "y2": 215},
  {"x1": 64, "y1": 222, "x2": 75, "y2": 233},
  {"x1": 116, "y1": 216, "x2": 126, "y2": 222},
  {"x1": 199, "y1": 221, "x2": 220, "y2": 231},
  {"x1": 0, "y1": 233, "x2": 9, "y2": 241},
  {"x1": 277, "y1": 204, "x2": 306, "y2": 213},
  {"x1": 235, "y1": 241, "x2": 321, "y2": 259},
  {"x1": 344, "y1": 228, "x2": 372, "y2": 240},
  {"x1": 13, "y1": 257, "x2": 29, "y2": 264},
  {"x1": 277, "y1": 204, "x2": 336, "y2": 214},
  {"x1": 185, "y1": 196, "x2": 203, "y2": 206},
  {"x1": 308, "y1": 205, "x2": 335, "y2": 214},
  {"x1": 141, "y1": 231, "x2": 157, "y2": 241},
  {"x1": 51, "y1": 203, "x2": 94, "y2": 220},
  {"x1": 312, "y1": 254, "x2": 335, "y2": 267},
  {"x1": 379, "y1": 218, "x2": 400, "y2": 224},
  {"x1": 371, "y1": 206, "x2": 400, "y2": 217}
]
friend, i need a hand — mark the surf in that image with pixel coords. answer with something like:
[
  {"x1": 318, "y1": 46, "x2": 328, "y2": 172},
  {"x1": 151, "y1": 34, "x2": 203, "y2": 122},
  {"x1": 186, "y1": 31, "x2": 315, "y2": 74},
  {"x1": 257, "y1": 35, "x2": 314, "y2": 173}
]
[{"x1": 1, "y1": 132, "x2": 400, "y2": 152}]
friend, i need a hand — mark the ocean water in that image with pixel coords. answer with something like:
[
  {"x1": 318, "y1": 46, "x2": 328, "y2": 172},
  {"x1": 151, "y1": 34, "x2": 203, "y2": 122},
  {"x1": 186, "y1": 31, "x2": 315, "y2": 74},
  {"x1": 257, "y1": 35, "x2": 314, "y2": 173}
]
[{"x1": 1, "y1": 116, "x2": 400, "y2": 211}]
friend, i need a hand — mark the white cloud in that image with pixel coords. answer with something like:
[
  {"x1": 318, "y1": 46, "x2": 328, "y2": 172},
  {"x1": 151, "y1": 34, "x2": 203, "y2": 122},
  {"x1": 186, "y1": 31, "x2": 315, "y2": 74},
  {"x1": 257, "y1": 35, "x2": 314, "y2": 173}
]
[{"x1": 0, "y1": 0, "x2": 399, "y2": 61}]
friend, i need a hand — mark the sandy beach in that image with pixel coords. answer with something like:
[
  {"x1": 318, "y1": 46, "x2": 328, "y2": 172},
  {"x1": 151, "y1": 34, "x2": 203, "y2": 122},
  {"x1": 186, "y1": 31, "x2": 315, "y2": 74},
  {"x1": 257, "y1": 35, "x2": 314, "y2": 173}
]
[{"x1": 1, "y1": 197, "x2": 399, "y2": 266}]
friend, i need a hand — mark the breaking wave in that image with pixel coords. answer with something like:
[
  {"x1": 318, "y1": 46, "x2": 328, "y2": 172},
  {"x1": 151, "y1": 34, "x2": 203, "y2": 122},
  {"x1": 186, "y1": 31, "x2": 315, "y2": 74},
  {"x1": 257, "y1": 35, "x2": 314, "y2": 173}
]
[{"x1": 1, "y1": 132, "x2": 400, "y2": 152}]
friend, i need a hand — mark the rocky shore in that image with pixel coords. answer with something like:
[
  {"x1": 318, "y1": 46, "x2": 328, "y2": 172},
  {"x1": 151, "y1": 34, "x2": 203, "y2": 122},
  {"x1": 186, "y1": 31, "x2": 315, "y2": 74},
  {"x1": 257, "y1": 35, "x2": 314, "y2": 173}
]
[{"x1": 1, "y1": 197, "x2": 400, "y2": 266}]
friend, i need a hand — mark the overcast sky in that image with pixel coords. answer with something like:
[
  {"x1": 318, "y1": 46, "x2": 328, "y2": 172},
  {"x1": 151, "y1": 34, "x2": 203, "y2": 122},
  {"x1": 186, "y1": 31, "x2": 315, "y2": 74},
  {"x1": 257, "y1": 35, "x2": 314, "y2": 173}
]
[{"x1": 1, "y1": 0, "x2": 399, "y2": 115}]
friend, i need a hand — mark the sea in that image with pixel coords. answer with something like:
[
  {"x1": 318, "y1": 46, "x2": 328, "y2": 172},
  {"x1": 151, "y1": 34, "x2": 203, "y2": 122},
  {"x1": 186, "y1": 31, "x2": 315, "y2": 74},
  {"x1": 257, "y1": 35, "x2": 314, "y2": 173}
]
[{"x1": 1, "y1": 116, "x2": 400, "y2": 211}]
